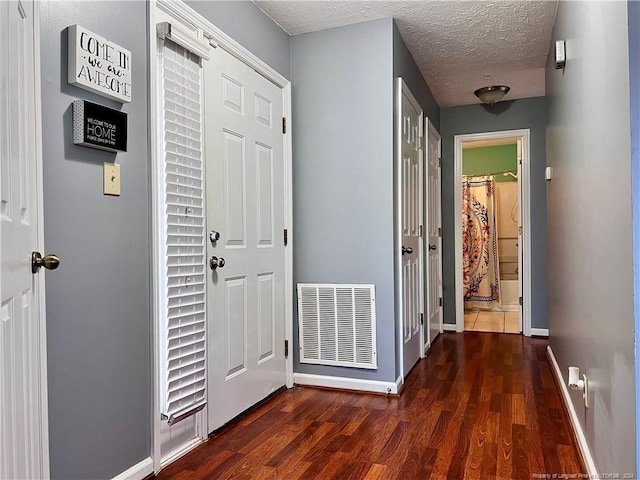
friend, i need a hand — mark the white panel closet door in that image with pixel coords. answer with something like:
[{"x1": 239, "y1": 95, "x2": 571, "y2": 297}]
[
  {"x1": 205, "y1": 47, "x2": 285, "y2": 432},
  {"x1": 398, "y1": 79, "x2": 423, "y2": 378},
  {"x1": 426, "y1": 120, "x2": 443, "y2": 348},
  {"x1": 0, "y1": 1, "x2": 49, "y2": 478}
]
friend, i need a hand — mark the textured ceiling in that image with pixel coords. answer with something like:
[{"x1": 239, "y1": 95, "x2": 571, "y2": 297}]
[{"x1": 255, "y1": 1, "x2": 558, "y2": 107}]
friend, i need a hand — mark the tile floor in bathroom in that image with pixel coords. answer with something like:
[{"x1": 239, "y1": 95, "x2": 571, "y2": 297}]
[{"x1": 464, "y1": 310, "x2": 520, "y2": 333}]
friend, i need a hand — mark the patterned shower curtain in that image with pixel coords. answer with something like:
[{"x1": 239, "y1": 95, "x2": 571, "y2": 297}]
[{"x1": 462, "y1": 175, "x2": 501, "y2": 307}]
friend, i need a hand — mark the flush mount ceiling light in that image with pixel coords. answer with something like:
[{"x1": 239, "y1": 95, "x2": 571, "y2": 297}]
[{"x1": 474, "y1": 85, "x2": 510, "y2": 105}]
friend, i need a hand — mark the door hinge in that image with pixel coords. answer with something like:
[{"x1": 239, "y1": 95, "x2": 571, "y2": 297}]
[
  {"x1": 284, "y1": 228, "x2": 288, "y2": 246},
  {"x1": 438, "y1": 227, "x2": 441, "y2": 237},
  {"x1": 420, "y1": 313, "x2": 424, "y2": 325},
  {"x1": 439, "y1": 297, "x2": 443, "y2": 307},
  {"x1": 518, "y1": 226, "x2": 523, "y2": 235},
  {"x1": 282, "y1": 117, "x2": 287, "y2": 134},
  {"x1": 519, "y1": 296, "x2": 523, "y2": 306},
  {"x1": 284, "y1": 339, "x2": 289, "y2": 358},
  {"x1": 419, "y1": 225, "x2": 423, "y2": 237}
]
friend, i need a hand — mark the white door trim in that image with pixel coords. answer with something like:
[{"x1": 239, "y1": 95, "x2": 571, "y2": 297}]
[
  {"x1": 453, "y1": 129, "x2": 532, "y2": 336},
  {"x1": 33, "y1": 3, "x2": 51, "y2": 475},
  {"x1": 148, "y1": 0, "x2": 293, "y2": 473}
]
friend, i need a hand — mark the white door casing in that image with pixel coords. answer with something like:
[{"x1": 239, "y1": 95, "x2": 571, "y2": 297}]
[
  {"x1": 205, "y1": 47, "x2": 286, "y2": 432},
  {"x1": 516, "y1": 138, "x2": 523, "y2": 333},
  {"x1": 396, "y1": 78, "x2": 423, "y2": 378},
  {"x1": 453, "y1": 129, "x2": 532, "y2": 335},
  {"x1": 425, "y1": 120, "x2": 443, "y2": 350},
  {"x1": 0, "y1": 1, "x2": 50, "y2": 478}
]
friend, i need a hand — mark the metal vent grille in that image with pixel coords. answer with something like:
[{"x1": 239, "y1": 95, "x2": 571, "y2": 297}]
[{"x1": 298, "y1": 284, "x2": 377, "y2": 369}]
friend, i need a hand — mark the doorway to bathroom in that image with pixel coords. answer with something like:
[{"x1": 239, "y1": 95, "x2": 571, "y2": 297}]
[{"x1": 453, "y1": 129, "x2": 532, "y2": 335}]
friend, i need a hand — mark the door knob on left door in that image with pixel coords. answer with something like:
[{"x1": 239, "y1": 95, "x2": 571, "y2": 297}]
[
  {"x1": 402, "y1": 246, "x2": 413, "y2": 255},
  {"x1": 209, "y1": 256, "x2": 226, "y2": 270},
  {"x1": 31, "y1": 252, "x2": 60, "y2": 274}
]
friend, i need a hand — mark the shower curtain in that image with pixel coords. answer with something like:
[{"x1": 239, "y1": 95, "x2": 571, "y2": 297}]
[{"x1": 462, "y1": 175, "x2": 501, "y2": 307}]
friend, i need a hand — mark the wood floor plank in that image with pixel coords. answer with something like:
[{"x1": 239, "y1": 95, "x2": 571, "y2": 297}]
[{"x1": 154, "y1": 333, "x2": 586, "y2": 480}]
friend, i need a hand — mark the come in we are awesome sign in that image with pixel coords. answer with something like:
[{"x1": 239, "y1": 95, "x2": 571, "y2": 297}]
[{"x1": 68, "y1": 25, "x2": 132, "y2": 103}]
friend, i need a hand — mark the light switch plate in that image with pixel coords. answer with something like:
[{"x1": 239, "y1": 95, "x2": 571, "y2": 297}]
[{"x1": 104, "y1": 162, "x2": 121, "y2": 196}]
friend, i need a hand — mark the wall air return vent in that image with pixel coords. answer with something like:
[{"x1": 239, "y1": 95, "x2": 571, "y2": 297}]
[{"x1": 297, "y1": 284, "x2": 377, "y2": 369}]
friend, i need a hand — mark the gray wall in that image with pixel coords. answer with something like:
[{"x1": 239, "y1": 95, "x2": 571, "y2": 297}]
[
  {"x1": 40, "y1": 1, "x2": 290, "y2": 478},
  {"x1": 440, "y1": 97, "x2": 548, "y2": 329},
  {"x1": 186, "y1": 1, "x2": 290, "y2": 79},
  {"x1": 40, "y1": 2, "x2": 150, "y2": 478},
  {"x1": 291, "y1": 19, "x2": 397, "y2": 382},
  {"x1": 547, "y1": 0, "x2": 635, "y2": 473}
]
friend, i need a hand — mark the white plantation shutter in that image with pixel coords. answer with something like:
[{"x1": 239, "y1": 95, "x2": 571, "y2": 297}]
[{"x1": 158, "y1": 35, "x2": 209, "y2": 424}]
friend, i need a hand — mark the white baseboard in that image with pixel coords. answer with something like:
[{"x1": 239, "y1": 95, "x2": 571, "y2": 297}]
[
  {"x1": 546, "y1": 346, "x2": 598, "y2": 476},
  {"x1": 112, "y1": 457, "x2": 153, "y2": 480},
  {"x1": 443, "y1": 324, "x2": 457, "y2": 332},
  {"x1": 294, "y1": 373, "x2": 399, "y2": 394},
  {"x1": 531, "y1": 328, "x2": 549, "y2": 337}
]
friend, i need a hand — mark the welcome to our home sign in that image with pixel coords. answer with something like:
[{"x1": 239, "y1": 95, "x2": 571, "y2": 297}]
[
  {"x1": 73, "y1": 100, "x2": 127, "y2": 153},
  {"x1": 68, "y1": 25, "x2": 132, "y2": 103}
]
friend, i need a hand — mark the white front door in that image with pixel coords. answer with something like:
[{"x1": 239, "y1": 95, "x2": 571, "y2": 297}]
[
  {"x1": 397, "y1": 79, "x2": 423, "y2": 377},
  {"x1": 205, "y1": 47, "x2": 286, "y2": 431},
  {"x1": 426, "y1": 120, "x2": 443, "y2": 349},
  {"x1": 1, "y1": 1, "x2": 49, "y2": 478}
]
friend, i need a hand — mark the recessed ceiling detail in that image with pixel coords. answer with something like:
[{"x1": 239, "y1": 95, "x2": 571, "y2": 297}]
[{"x1": 255, "y1": 1, "x2": 558, "y2": 107}]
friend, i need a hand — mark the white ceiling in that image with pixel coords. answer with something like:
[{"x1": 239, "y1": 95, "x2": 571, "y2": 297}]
[{"x1": 255, "y1": 1, "x2": 558, "y2": 107}]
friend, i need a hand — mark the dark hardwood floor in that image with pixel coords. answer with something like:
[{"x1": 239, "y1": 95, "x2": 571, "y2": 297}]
[{"x1": 155, "y1": 332, "x2": 583, "y2": 479}]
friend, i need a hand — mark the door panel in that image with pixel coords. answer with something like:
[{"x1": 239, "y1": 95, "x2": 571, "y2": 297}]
[
  {"x1": 206, "y1": 48, "x2": 285, "y2": 432},
  {"x1": 398, "y1": 79, "x2": 423, "y2": 377},
  {"x1": 0, "y1": 1, "x2": 48, "y2": 478},
  {"x1": 426, "y1": 120, "x2": 443, "y2": 348}
]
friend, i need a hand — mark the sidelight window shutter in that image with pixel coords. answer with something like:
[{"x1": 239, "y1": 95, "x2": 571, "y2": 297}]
[{"x1": 157, "y1": 34, "x2": 209, "y2": 425}]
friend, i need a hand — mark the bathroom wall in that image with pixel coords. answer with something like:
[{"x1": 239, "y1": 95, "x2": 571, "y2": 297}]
[
  {"x1": 463, "y1": 145, "x2": 519, "y2": 278},
  {"x1": 495, "y1": 182, "x2": 519, "y2": 277},
  {"x1": 463, "y1": 144, "x2": 517, "y2": 182}
]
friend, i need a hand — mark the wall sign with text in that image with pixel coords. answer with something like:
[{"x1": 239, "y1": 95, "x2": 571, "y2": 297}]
[
  {"x1": 68, "y1": 25, "x2": 132, "y2": 103},
  {"x1": 73, "y1": 100, "x2": 127, "y2": 153}
]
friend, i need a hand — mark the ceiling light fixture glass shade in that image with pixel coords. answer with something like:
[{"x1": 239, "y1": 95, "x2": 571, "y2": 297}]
[{"x1": 474, "y1": 85, "x2": 510, "y2": 105}]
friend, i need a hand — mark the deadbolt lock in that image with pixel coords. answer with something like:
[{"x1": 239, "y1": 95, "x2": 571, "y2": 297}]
[{"x1": 209, "y1": 230, "x2": 221, "y2": 243}]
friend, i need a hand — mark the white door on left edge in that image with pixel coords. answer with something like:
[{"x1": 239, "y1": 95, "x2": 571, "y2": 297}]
[
  {"x1": 205, "y1": 47, "x2": 286, "y2": 432},
  {"x1": 1, "y1": 1, "x2": 49, "y2": 478},
  {"x1": 397, "y1": 78, "x2": 423, "y2": 378}
]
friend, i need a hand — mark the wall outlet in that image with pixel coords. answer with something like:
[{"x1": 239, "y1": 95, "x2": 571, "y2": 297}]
[{"x1": 104, "y1": 163, "x2": 121, "y2": 196}]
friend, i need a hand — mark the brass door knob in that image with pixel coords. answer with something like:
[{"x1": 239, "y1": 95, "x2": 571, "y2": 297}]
[{"x1": 31, "y1": 252, "x2": 60, "y2": 274}]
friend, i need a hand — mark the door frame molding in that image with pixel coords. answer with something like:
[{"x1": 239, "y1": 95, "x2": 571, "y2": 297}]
[
  {"x1": 148, "y1": 0, "x2": 293, "y2": 473},
  {"x1": 395, "y1": 77, "x2": 424, "y2": 381},
  {"x1": 33, "y1": 3, "x2": 51, "y2": 474},
  {"x1": 453, "y1": 128, "x2": 531, "y2": 336}
]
